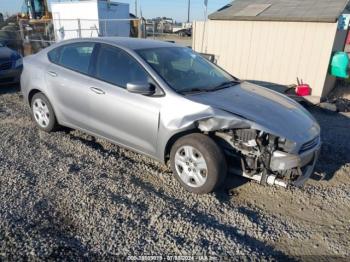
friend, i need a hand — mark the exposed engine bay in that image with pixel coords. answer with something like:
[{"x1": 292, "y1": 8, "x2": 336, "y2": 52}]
[{"x1": 213, "y1": 129, "x2": 320, "y2": 188}]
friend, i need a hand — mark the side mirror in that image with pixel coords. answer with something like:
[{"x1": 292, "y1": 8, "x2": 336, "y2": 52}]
[{"x1": 126, "y1": 82, "x2": 155, "y2": 96}]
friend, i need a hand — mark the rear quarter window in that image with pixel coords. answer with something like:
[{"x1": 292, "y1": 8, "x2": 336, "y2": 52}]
[{"x1": 47, "y1": 48, "x2": 60, "y2": 63}]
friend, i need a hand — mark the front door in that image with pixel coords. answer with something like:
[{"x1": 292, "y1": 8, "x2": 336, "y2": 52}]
[{"x1": 87, "y1": 44, "x2": 161, "y2": 156}]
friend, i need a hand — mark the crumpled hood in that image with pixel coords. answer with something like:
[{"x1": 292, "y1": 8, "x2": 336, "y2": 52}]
[{"x1": 186, "y1": 81, "x2": 320, "y2": 143}]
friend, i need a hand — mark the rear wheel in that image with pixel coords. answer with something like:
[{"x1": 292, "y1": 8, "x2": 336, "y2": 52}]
[
  {"x1": 31, "y1": 93, "x2": 58, "y2": 132},
  {"x1": 170, "y1": 133, "x2": 227, "y2": 194}
]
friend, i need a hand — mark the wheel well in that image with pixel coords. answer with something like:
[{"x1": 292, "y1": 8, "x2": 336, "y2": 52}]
[
  {"x1": 164, "y1": 129, "x2": 201, "y2": 162},
  {"x1": 28, "y1": 89, "x2": 41, "y2": 106}
]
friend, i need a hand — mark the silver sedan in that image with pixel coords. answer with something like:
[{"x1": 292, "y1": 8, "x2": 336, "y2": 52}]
[{"x1": 21, "y1": 37, "x2": 321, "y2": 194}]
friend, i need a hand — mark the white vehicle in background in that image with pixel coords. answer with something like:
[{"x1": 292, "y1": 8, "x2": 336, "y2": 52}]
[{"x1": 172, "y1": 22, "x2": 192, "y2": 37}]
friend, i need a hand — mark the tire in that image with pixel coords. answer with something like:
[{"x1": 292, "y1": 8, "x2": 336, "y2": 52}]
[
  {"x1": 170, "y1": 133, "x2": 227, "y2": 194},
  {"x1": 31, "y1": 93, "x2": 58, "y2": 132}
]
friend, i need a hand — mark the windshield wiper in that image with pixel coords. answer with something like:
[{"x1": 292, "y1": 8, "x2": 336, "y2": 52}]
[
  {"x1": 178, "y1": 88, "x2": 210, "y2": 95},
  {"x1": 179, "y1": 80, "x2": 240, "y2": 95},
  {"x1": 210, "y1": 80, "x2": 240, "y2": 91}
]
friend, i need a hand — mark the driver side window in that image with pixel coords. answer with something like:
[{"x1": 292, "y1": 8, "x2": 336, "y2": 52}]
[{"x1": 94, "y1": 44, "x2": 149, "y2": 88}]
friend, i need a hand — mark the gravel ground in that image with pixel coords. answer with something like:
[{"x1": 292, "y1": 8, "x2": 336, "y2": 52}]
[{"x1": 0, "y1": 86, "x2": 349, "y2": 260}]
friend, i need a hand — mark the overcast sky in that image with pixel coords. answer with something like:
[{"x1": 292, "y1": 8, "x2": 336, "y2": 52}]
[{"x1": 1, "y1": 0, "x2": 231, "y2": 22}]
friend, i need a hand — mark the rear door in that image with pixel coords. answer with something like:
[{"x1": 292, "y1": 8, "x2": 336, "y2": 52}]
[{"x1": 45, "y1": 42, "x2": 97, "y2": 130}]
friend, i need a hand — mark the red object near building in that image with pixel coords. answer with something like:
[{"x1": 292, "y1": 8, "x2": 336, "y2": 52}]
[{"x1": 295, "y1": 84, "x2": 311, "y2": 97}]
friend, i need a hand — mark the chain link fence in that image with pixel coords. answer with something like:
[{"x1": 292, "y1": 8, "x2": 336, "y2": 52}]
[
  {"x1": 51, "y1": 18, "x2": 142, "y2": 40},
  {"x1": 16, "y1": 18, "x2": 143, "y2": 55},
  {"x1": 0, "y1": 18, "x2": 192, "y2": 56}
]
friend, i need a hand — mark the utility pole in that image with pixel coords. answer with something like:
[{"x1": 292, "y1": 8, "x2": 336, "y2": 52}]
[
  {"x1": 204, "y1": 0, "x2": 208, "y2": 21},
  {"x1": 202, "y1": 0, "x2": 209, "y2": 52},
  {"x1": 135, "y1": 0, "x2": 138, "y2": 17},
  {"x1": 187, "y1": 0, "x2": 191, "y2": 23}
]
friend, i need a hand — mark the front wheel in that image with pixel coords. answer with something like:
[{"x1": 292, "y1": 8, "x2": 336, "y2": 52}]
[{"x1": 170, "y1": 133, "x2": 227, "y2": 194}]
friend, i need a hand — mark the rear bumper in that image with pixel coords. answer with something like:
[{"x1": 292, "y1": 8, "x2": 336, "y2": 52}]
[{"x1": 0, "y1": 68, "x2": 22, "y2": 85}]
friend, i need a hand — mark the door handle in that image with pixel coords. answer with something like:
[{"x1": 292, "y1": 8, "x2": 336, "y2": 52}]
[
  {"x1": 90, "y1": 87, "x2": 105, "y2": 95},
  {"x1": 47, "y1": 71, "x2": 57, "y2": 77}
]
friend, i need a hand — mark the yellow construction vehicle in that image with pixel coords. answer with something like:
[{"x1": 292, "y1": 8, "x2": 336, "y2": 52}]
[
  {"x1": 19, "y1": 0, "x2": 53, "y2": 55},
  {"x1": 21, "y1": 0, "x2": 51, "y2": 20}
]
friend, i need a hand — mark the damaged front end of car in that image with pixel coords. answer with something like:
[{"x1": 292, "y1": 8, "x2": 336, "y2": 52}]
[{"x1": 195, "y1": 115, "x2": 321, "y2": 188}]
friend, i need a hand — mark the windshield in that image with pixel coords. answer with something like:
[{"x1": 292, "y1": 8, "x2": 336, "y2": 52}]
[{"x1": 137, "y1": 47, "x2": 238, "y2": 94}]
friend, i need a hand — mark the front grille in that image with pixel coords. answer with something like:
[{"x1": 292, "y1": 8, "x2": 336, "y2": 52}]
[
  {"x1": 0, "y1": 61, "x2": 12, "y2": 71},
  {"x1": 299, "y1": 136, "x2": 319, "y2": 154}
]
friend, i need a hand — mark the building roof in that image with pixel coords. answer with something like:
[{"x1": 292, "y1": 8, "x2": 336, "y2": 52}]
[{"x1": 209, "y1": 0, "x2": 349, "y2": 23}]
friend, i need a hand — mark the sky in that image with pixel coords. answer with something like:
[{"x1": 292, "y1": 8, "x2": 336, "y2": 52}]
[{"x1": 0, "y1": 0, "x2": 231, "y2": 22}]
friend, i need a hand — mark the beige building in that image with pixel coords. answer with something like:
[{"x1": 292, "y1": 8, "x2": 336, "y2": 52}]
[{"x1": 193, "y1": 0, "x2": 349, "y2": 99}]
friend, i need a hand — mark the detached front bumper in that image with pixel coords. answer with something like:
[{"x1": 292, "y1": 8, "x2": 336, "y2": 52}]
[{"x1": 269, "y1": 141, "x2": 322, "y2": 187}]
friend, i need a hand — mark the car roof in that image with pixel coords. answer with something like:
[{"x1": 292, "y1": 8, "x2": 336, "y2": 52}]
[{"x1": 56, "y1": 37, "x2": 181, "y2": 51}]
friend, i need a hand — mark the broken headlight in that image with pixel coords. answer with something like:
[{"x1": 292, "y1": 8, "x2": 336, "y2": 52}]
[{"x1": 277, "y1": 137, "x2": 297, "y2": 153}]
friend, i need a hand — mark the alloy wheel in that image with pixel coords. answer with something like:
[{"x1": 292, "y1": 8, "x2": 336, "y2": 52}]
[{"x1": 174, "y1": 145, "x2": 208, "y2": 188}]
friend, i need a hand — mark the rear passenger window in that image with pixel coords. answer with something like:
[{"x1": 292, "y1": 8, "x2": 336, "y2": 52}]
[
  {"x1": 48, "y1": 43, "x2": 96, "y2": 75},
  {"x1": 94, "y1": 44, "x2": 149, "y2": 88}
]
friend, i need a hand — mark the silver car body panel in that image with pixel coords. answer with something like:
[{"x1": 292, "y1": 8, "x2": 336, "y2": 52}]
[
  {"x1": 21, "y1": 37, "x2": 321, "y2": 187},
  {"x1": 185, "y1": 81, "x2": 320, "y2": 153}
]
